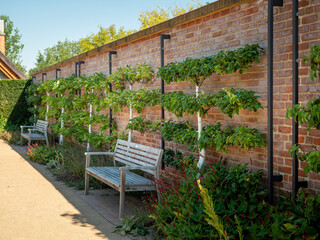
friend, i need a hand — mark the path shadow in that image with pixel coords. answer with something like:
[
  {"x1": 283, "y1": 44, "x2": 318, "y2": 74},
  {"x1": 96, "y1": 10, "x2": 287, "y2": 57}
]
[{"x1": 8, "y1": 143, "x2": 133, "y2": 240}]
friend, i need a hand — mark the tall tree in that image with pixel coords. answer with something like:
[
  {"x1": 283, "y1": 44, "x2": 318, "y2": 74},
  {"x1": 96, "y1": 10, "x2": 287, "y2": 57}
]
[
  {"x1": 0, "y1": 15, "x2": 26, "y2": 72},
  {"x1": 139, "y1": 6, "x2": 169, "y2": 30},
  {"x1": 139, "y1": 0, "x2": 203, "y2": 30},
  {"x1": 30, "y1": 39, "x2": 80, "y2": 73},
  {"x1": 79, "y1": 25, "x2": 136, "y2": 52}
]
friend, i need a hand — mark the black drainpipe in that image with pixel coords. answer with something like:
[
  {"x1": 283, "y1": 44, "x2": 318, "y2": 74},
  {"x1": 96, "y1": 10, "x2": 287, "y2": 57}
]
[
  {"x1": 292, "y1": 0, "x2": 308, "y2": 200},
  {"x1": 56, "y1": 68, "x2": 61, "y2": 80},
  {"x1": 78, "y1": 61, "x2": 85, "y2": 96},
  {"x1": 75, "y1": 62, "x2": 78, "y2": 77},
  {"x1": 32, "y1": 76, "x2": 35, "y2": 84},
  {"x1": 267, "y1": 0, "x2": 284, "y2": 203},
  {"x1": 160, "y1": 34, "x2": 170, "y2": 169},
  {"x1": 78, "y1": 61, "x2": 85, "y2": 77},
  {"x1": 109, "y1": 51, "x2": 117, "y2": 135},
  {"x1": 42, "y1": 73, "x2": 46, "y2": 82}
]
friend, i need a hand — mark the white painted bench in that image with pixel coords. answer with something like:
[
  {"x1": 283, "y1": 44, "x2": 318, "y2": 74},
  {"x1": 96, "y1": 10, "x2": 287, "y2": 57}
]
[
  {"x1": 20, "y1": 120, "x2": 49, "y2": 146},
  {"x1": 84, "y1": 139, "x2": 163, "y2": 218}
]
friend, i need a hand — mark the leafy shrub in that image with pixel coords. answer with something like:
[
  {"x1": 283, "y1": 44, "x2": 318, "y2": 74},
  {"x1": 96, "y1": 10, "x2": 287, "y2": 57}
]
[
  {"x1": 27, "y1": 143, "x2": 59, "y2": 164},
  {"x1": 163, "y1": 149, "x2": 196, "y2": 170},
  {"x1": 0, "y1": 79, "x2": 32, "y2": 126},
  {"x1": 147, "y1": 161, "x2": 320, "y2": 239}
]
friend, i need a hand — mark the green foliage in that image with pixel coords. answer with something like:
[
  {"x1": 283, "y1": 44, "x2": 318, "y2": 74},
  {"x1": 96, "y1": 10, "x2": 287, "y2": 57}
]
[
  {"x1": 289, "y1": 144, "x2": 320, "y2": 174},
  {"x1": 286, "y1": 44, "x2": 320, "y2": 174},
  {"x1": 148, "y1": 162, "x2": 267, "y2": 239},
  {"x1": 29, "y1": 39, "x2": 81, "y2": 74},
  {"x1": 79, "y1": 24, "x2": 136, "y2": 52},
  {"x1": 163, "y1": 149, "x2": 197, "y2": 169},
  {"x1": 27, "y1": 143, "x2": 58, "y2": 164},
  {"x1": 157, "y1": 44, "x2": 264, "y2": 86},
  {"x1": 198, "y1": 180, "x2": 229, "y2": 240},
  {"x1": 161, "y1": 88, "x2": 263, "y2": 118},
  {"x1": 226, "y1": 126, "x2": 267, "y2": 152},
  {"x1": 31, "y1": 73, "x2": 119, "y2": 149},
  {"x1": 109, "y1": 88, "x2": 160, "y2": 114},
  {"x1": 160, "y1": 120, "x2": 266, "y2": 153},
  {"x1": 148, "y1": 161, "x2": 320, "y2": 239},
  {"x1": 213, "y1": 88, "x2": 263, "y2": 118},
  {"x1": 113, "y1": 215, "x2": 149, "y2": 236},
  {"x1": 0, "y1": 79, "x2": 32, "y2": 127},
  {"x1": 0, "y1": 15, "x2": 26, "y2": 72},
  {"x1": 161, "y1": 120, "x2": 198, "y2": 151},
  {"x1": 126, "y1": 116, "x2": 160, "y2": 134},
  {"x1": 161, "y1": 91, "x2": 212, "y2": 117},
  {"x1": 139, "y1": 1, "x2": 203, "y2": 30},
  {"x1": 286, "y1": 97, "x2": 320, "y2": 131},
  {"x1": 108, "y1": 63, "x2": 155, "y2": 89},
  {"x1": 302, "y1": 44, "x2": 320, "y2": 81}
]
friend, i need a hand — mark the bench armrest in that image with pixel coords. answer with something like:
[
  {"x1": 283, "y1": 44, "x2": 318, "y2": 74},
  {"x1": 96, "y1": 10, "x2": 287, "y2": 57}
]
[
  {"x1": 119, "y1": 165, "x2": 157, "y2": 171},
  {"x1": 85, "y1": 152, "x2": 114, "y2": 156},
  {"x1": 21, "y1": 126, "x2": 35, "y2": 132}
]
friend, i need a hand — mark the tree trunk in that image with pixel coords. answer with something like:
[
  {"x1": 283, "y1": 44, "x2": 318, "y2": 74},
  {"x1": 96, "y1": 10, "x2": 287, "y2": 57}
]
[
  {"x1": 87, "y1": 88, "x2": 93, "y2": 151},
  {"x1": 59, "y1": 94, "x2": 64, "y2": 145},
  {"x1": 196, "y1": 85, "x2": 205, "y2": 168},
  {"x1": 45, "y1": 92, "x2": 49, "y2": 121}
]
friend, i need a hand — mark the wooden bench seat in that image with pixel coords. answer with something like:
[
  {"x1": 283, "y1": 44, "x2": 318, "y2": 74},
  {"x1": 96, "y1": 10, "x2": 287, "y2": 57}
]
[
  {"x1": 84, "y1": 139, "x2": 163, "y2": 218},
  {"x1": 20, "y1": 120, "x2": 49, "y2": 146}
]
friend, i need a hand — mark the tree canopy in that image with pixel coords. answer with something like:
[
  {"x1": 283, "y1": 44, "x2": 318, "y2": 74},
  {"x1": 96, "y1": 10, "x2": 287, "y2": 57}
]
[
  {"x1": 79, "y1": 25, "x2": 136, "y2": 52},
  {"x1": 31, "y1": 0, "x2": 205, "y2": 72},
  {"x1": 0, "y1": 15, "x2": 26, "y2": 72},
  {"x1": 30, "y1": 39, "x2": 81, "y2": 74}
]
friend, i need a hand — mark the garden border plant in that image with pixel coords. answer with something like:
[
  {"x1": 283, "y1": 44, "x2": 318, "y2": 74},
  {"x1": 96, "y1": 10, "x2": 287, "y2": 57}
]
[{"x1": 287, "y1": 44, "x2": 320, "y2": 174}]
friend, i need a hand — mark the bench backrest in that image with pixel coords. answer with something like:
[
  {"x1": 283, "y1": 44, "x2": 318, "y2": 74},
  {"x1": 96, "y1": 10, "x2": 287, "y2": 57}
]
[
  {"x1": 35, "y1": 120, "x2": 49, "y2": 134},
  {"x1": 114, "y1": 139, "x2": 163, "y2": 175}
]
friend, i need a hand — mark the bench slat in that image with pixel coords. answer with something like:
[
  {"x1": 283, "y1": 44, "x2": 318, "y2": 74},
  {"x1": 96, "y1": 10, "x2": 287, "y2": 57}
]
[
  {"x1": 116, "y1": 145, "x2": 159, "y2": 161},
  {"x1": 114, "y1": 155, "x2": 154, "y2": 169},
  {"x1": 115, "y1": 148, "x2": 157, "y2": 165},
  {"x1": 117, "y1": 139, "x2": 161, "y2": 155},
  {"x1": 21, "y1": 133, "x2": 46, "y2": 140},
  {"x1": 87, "y1": 167, "x2": 155, "y2": 189}
]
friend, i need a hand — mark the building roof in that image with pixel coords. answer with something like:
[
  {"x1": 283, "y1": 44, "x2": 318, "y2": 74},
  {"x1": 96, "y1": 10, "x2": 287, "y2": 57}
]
[{"x1": 0, "y1": 51, "x2": 26, "y2": 79}]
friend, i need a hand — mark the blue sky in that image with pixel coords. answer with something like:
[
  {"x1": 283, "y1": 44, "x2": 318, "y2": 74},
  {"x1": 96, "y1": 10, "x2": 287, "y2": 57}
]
[{"x1": 1, "y1": 0, "x2": 211, "y2": 70}]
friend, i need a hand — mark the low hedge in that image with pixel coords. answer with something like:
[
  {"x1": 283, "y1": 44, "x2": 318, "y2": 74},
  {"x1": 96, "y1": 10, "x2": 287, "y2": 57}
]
[{"x1": 0, "y1": 79, "x2": 32, "y2": 128}]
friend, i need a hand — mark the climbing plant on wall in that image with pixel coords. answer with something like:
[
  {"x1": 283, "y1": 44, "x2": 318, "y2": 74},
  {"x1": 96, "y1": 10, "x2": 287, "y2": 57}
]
[
  {"x1": 156, "y1": 44, "x2": 265, "y2": 167},
  {"x1": 287, "y1": 44, "x2": 320, "y2": 174},
  {"x1": 106, "y1": 63, "x2": 157, "y2": 142},
  {"x1": 30, "y1": 73, "x2": 126, "y2": 150}
]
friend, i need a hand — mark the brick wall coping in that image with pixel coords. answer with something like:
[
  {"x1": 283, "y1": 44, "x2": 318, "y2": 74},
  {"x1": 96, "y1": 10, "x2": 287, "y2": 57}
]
[{"x1": 31, "y1": 0, "x2": 245, "y2": 76}]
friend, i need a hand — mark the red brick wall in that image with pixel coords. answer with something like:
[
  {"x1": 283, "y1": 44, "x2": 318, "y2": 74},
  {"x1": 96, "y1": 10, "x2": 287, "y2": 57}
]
[{"x1": 33, "y1": 0, "x2": 320, "y2": 194}]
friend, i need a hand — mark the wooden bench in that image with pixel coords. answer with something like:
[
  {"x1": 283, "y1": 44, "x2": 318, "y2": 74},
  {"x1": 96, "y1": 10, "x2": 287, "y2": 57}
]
[
  {"x1": 84, "y1": 139, "x2": 163, "y2": 218},
  {"x1": 20, "y1": 120, "x2": 49, "y2": 146}
]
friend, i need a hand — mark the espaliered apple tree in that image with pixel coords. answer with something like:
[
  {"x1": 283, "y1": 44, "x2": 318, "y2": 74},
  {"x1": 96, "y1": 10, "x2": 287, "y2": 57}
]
[
  {"x1": 287, "y1": 44, "x2": 320, "y2": 173},
  {"x1": 157, "y1": 44, "x2": 265, "y2": 167},
  {"x1": 35, "y1": 73, "x2": 124, "y2": 150},
  {"x1": 107, "y1": 63, "x2": 159, "y2": 142}
]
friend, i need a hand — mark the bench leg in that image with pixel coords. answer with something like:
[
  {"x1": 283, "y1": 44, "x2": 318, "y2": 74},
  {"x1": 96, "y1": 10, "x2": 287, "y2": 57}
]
[
  {"x1": 28, "y1": 138, "x2": 31, "y2": 146},
  {"x1": 84, "y1": 171, "x2": 89, "y2": 195},
  {"x1": 20, "y1": 135, "x2": 22, "y2": 146},
  {"x1": 45, "y1": 135, "x2": 49, "y2": 146},
  {"x1": 119, "y1": 170, "x2": 126, "y2": 219}
]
